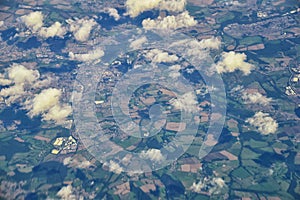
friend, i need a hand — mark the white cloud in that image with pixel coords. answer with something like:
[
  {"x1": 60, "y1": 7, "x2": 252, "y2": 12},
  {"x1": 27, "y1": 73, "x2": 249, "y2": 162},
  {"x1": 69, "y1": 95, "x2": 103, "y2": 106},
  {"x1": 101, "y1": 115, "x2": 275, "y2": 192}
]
[
  {"x1": 170, "y1": 37, "x2": 221, "y2": 61},
  {"x1": 39, "y1": 21, "x2": 66, "y2": 38},
  {"x1": 140, "y1": 148, "x2": 164, "y2": 162},
  {"x1": 168, "y1": 64, "x2": 181, "y2": 78},
  {"x1": 209, "y1": 177, "x2": 226, "y2": 194},
  {"x1": 191, "y1": 177, "x2": 226, "y2": 194},
  {"x1": 21, "y1": 12, "x2": 67, "y2": 38},
  {"x1": 160, "y1": 0, "x2": 186, "y2": 13},
  {"x1": 67, "y1": 18, "x2": 97, "y2": 42},
  {"x1": 213, "y1": 177, "x2": 225, "y2": 188},
  {"x1": 63, "y1": 156, "x2": 93, "y2": 169},
  {"x1": 42, "y1": 104, "x2": 72, "y2": 124},
  {"x1": 215, "y1": 51, "x2": 255, "y2": 75},
  {"x1": 129, "y1": 36, "x2": 148, "y2": 50},
  {"x1": 21, "y1": 11, "x2": 44, "y2": 31},
  {"x1": 145, "y1": 49, "x2": 178, "y2": 63},
  {"x1": 0, "y1": 79, "x2": 11, "y2": 87},
  {"x1": 242, "y1": 91, "x2": 272, "y2": 106},
  {"x1": 0, "y1": 74, "x2": 12, "y2": 86},
  {"x1": 104, "y1": 160, "x2": 123, "y2": 174},
  {"x1": 63, "y1": 157, "x2": 72, "y2": 166},
  {"x1": 170, "y1": 92, "x2": 198, "y2": 113},
  {"x1": 0, "y1": 64, "x2": 70, "y2": 125},
  {"x1": 106, "y1": 8, "x2": 120, "y2": 21},
  {"x1": 126, "y1": 0, "x2": 161, "y2": 18},
  {"x1": 25, "y1": 88, "x2": 72, "y2": 124},
  {"x1": 190, "y1": 181, "x2": 204, "y2": 193},
  {"x1": 0, "y1": 84, "x2": 25, "y2": 98},
  {"x1": 142, "y1": 11, "x2": 197, "y2": 30},
  {"x1": 246, "y1": 111, "x2": 278, "y2": 135},
  {"x1": 57, "y1": 185, "x2": 76, "y2": 200},
  {"x1": 27, "y1": 88, "x2": 61, "y2": 117},
  {"x1": 0, "y1": 64, "x2": 41, "y2": 105},
  {"x1": 7, "y1": 64, "x2": 40, "y2": 85},
  {"x1": 229, "y1": 85, "x2": 244, "y2": 94},
  {"x1": 69, "y1": 48, "x2": 104, "y2": 62},
  {"x1": 125, "y1": 0, "x2": 186, "y2": 18},
  {"x1": 32, "y1": 77, "x2": 52, "y2": 89},
  {"x1": 186, "y1": 37, "x2": 220, "y2": 54},
  {"x1": 197, "y1": 37, "x2": 221, "y2": 50}
]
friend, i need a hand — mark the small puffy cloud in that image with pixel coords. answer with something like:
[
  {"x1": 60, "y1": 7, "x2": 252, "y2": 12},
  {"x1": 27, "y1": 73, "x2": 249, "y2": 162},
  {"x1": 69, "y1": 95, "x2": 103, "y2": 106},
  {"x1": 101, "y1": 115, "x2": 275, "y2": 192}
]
[
  {"x1": 104, "y1": 160, "x2": 123, "y2": 174},
  {"x1": 197, "y1": 37, "x2": 221, "y2": 50},
  {"x1": 63, "y1": 157, "x2": 72, "y2": 165},
  {"x1": 209, "y1": 177, "x2": 226, "y2": 194},
  {"x1": 63, "y1": 156, "x2": 93, "y2": 169},
  {"x1": 168, "y1": 64, "x2": 181, "y2": 78},
  {"x1": 179, "y1": 37, "x2": 220, "y2": 54},
  {"x1": 0, "y1": 84, "x2": 25, "y2": 98},
  {"x1": 21, "y1": 11, "x2": 44, "y2": 31},
  {"x1": 0, "y1": 74, "x2": 12, "y2": 86},
  {"x1": 246, "y1": 111, "x2": 278, "y2": 135},
  {"x1": 106, "y1": 8, "x2": 120, "y2": 21},
  {"x1": 32, "y1": 77, "x2": 52, "y2": 89},
  {"x1": 130, "y1": 36, "x2": 148, "y2": 50},
  {"x1": 7, "y1": 64, "x2": 40, "y2": 85},
  {"x1": 0, "y1": 79, "x2": 12, "y2": 86},
  {"x1": 0, "y1": 64, "x2": 42, "y2": 105},
  {"x1": 140, "y1": 148, "x2": 164, "y2": 162},
  {"x1": 242, "y1": 91, "x2": 272, "y2": 106},
  {"x1": 57, "y1": 185, "x2": 75, "y2": 200},
  {"x1": 191, "y1": 177, "x2": 226, "y2": 194},
  {"x1": 125, "y1": 0, "x2": 161, "y2": 17},
  {"x1": 160, "y1": 0, "x2": 186, "y2": 13},
  {"x1": 170, "y1": 37, "x2": 220, "y2": 61},
  {"x1": 190, "y1": 181, "x2": 204, "y2": 193},
  {"x1": 145, "y1": 49, "x2": 178, "y2": 63},
  {"x1": 229, "y1": 85, "x2": 244, "y2": 94},
  {"x1": 42, "y1": 104, "x2": 72, "y2": 124},
  {"x1": 216, "y1": 51, "x2": 255, "y2": 75},
  {"x1": 67, "y1": 18, "x2": 97, "y2": 42},
  {"x1": 0, "y1": 64, "x2": 69, "y2": 124},
  {"x1": 213, "y1": 177, "x2": 225, "y2": 188},
  {"x1": 126, "y1": 0, "x2": 186, "y2": 17},
  {"x1": 170, "y1": 92, "x2": 198, "y2": 112},
  {"x1": 21, "y1": 12, "x2": 67, "y2": 38},
  {"x1": 27, "y1": 88, "x2": 61, "y2": 116},
  {"x1": 142, "y1": 11, "x2": 197, "y2": 30},
  {"x1": 69, "y1": 48, "x2": 104, "y2": 62},
  {"x1": 26, "y1": 88, "x2": 72, "y2": 124},
  {"x1": 39, "y1": 22, "x2": 66, "y2": 38}
]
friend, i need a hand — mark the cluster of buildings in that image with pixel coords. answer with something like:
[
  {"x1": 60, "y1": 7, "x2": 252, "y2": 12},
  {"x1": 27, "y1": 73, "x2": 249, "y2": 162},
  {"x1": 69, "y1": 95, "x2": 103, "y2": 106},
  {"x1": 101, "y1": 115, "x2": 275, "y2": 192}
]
[
  {"x1": 286, "y1": 65, "x2": 300, "y2": 96},
  {"x1": 224, "y1": 14, "x2": 297, "y2": 40},
  {"x1": 51, "y1": 136, "x2": 77, "y2": 155}
]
